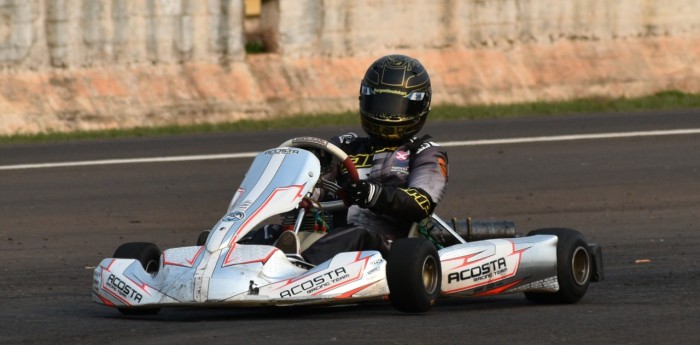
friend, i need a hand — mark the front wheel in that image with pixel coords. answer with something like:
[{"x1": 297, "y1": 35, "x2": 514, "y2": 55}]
[
  {"x1": 113, "y1": 242, "x2": 161, "y2": 315},
  {"x1": 386, "y1": 238, "x2": 441, "y2": 313},
  {"x1": 524, "y1": 228, "x2": 591, "y2": 304},
  {"x1": 196, "y1": 230, "x2": 210, "y2": 246}
]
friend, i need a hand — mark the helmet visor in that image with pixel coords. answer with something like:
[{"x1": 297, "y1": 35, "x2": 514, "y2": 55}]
[{"x1": 360, "y1": 88, "x2": 428, "y2": 119}]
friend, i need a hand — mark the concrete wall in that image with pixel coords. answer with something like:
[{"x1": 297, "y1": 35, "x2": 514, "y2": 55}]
[
  {"x1": 277, "y1": 0, "x2": 700, "y2": 56},
  {"x1": 0, "y1": 0, "x2": 246, "y2": 68},
  {"x1": 1, "y1": 0, "x2": 699, "y2": 134}
]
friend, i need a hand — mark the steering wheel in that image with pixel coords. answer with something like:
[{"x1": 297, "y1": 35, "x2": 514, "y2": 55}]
[{"x1": 279, "y1": 137, "x2": 359, "y2": 211}]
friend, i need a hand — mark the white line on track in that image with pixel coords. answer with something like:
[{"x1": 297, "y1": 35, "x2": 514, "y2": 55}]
[
  {"x1": 439, "y1": 128, "x2": 700, "y2": 147},
  {"x1": 0, "y1": 152, "x2": 258, "y2": 171},
  {"x1": 1, "y1": 128, "x2": 699, "y2": 171}
]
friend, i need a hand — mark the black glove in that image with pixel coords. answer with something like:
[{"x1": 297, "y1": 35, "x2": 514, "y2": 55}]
[{"x1": 343, "y1": 180, "x2": 382, "y2": 208}]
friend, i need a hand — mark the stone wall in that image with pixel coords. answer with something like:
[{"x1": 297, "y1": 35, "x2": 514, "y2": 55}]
[
  {"x1": 1, "y1": 0, "x2": 699, "y2": 135},
  {"x1": 0, "y1": 0, "x2": 246, "y2": 68},
  {"x1": 275, "y1": 0, "x2": 700, "y2": 56}
]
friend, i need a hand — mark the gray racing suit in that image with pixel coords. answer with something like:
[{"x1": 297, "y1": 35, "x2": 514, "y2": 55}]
[
  {"x1": 301, "y1": 133, "x2": 449, "y2": 264},
  {"x1": 332, "y1": 132, "x2": 449, "y2": 239}
]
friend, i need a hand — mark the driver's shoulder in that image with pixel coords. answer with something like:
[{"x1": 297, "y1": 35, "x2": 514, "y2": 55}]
[{"x1": 406, "y1": 135, "x2": 444, "y2": 156}]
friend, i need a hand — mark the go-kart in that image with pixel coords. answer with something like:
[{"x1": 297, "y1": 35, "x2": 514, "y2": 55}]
[{"x1": 92, "y1": 136, "x2": 603, "y2": 315}]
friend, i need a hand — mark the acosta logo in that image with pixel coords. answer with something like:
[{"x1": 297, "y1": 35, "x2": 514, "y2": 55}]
[
  {"x1": 265, "y1": 148, "x2": 299, "y2": 155},
  {"x1": 280, "y1": 267, "x2": 348, "y2": 298},
  {"x1": 106, "y1": 274, "x2": 143, "y2": 302},
  {"x1": 447, "y1": 258, "x2": 508, "y2": 284}
]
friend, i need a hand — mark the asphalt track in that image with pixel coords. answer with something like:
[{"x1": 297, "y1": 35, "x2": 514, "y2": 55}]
[{"x1": 1, "y1": 110, "x2": 699, "y2": 344}]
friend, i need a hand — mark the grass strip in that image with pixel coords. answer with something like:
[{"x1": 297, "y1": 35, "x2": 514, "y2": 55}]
[{"x1": 1, "y1": 90, "x2": 699, "y2": 145}]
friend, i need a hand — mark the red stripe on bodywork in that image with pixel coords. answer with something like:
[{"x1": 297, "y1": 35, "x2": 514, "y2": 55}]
[
  {"x1": 228, "y1": 248, "x2": 280, "y2": 266},
  {"x1": 95, "y1": 294, "x2": 116, "y2": 307},
  {"x1": 101, "y1": 259, "x2": 155, "y2": 301},
  {"x1": 223, "y1": 185, "x2": 305, "y2": 266},
  {"x1": 472, "y1": 280, "x2": 524, "y2": 297},
  {"x1": 443, "y1": 241, "x2": 531, "y2": 294},
  {"x1": 442, "y1": 251, "x2": 485, "y2": 269},
  {"x1": 311, "y1": 255, "x2": 371, "y2": 296},
  {"x1": 163, "y1": 246, "x2": 205, "y2": 268}
]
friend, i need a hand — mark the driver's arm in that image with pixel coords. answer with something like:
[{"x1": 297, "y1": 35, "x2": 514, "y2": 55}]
[
  {"x1": 370, "y1": 185, "x2": 436, "y2": 222},
  {"x1": 345, "y1": 147, "x2": 448, "y2": 222}
]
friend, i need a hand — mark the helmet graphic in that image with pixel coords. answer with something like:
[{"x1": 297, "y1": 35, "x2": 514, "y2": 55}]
[{"x1": 359, "y1": 55, "x2": 431, "y2": 142}]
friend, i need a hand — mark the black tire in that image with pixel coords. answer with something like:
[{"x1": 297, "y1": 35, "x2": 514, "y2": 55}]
[
  {"x1": 196, "y1": 230, "x2": 210, "y2": 246},
  {"x1": 386, "y1": 238, "x2": 441, "y2": 313},
  {"x1": 112, "y1": 242, "x2": 161, "y2": 315},
  {"x1": 524, "y1": 228, "x2": 591, "y2": 304}
]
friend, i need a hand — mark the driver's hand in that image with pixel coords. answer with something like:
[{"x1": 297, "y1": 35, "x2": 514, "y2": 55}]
[{"x1": 343, "y1": 180, "x2": 382, "y2": 208}]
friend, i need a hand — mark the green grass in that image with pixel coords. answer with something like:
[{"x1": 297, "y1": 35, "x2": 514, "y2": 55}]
[
  {"x1": 2, "y1": 90, "x2": 699, "y2": 145},
  {"x1": 428, "y1": 90, "x2": 700, "y2": 120}
]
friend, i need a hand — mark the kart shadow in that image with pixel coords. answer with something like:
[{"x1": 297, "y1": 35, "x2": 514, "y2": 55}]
[
  {"x1": 101, "y1": 296, "x2": 536, "y2": 322},
  {"x1": 435, "y1": 295, "x2": 534, "y2": 312}
]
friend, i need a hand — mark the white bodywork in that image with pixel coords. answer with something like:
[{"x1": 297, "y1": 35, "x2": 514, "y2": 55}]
[
  {"x1": 93, "y1": 148, "x2": 389, "y2": 308},
  {"x1": 439, "y1": 236, "x2": 558, "y2": 297},
  {"x1": 92, "y1": 143, "x2": 560, "y2": 310}
]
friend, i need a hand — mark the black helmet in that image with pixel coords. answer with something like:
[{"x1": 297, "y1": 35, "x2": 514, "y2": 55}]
[{"x1": 359, "y1": 54, "x2": 431, "y2": 142}]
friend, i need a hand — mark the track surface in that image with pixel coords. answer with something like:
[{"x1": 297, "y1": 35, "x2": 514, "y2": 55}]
[{"x1": 1, "y1": 111, "x2": 699, "y2": 344}]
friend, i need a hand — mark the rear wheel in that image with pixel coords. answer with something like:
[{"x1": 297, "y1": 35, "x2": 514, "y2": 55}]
[
  {"x1": 524, "y1": 228, "x2": 591, "y2": 304},
  {"x1": 113, "y1": 242, "x2": 161, "y2": 315},
  {"x1": 387, "y1": 238, "x2": 441, "y2": 313}
]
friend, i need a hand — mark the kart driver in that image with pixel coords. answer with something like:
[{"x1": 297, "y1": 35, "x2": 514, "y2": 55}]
[{"x1": 246, "y1": 54, "x2": 449, "y2": 265}]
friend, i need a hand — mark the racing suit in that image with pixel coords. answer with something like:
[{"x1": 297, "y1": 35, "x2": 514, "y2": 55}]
[{"x1": 301, "y1": 132, "x2": 449, "y2": 264}]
